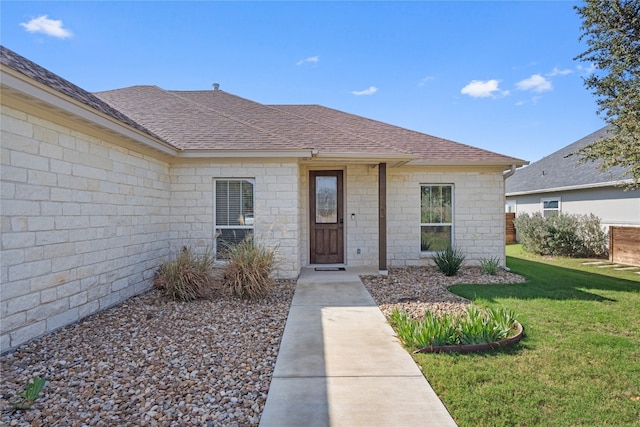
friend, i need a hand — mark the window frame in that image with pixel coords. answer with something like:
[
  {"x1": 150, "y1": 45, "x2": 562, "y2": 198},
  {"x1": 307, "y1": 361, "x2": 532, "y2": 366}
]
[
  {"x1": 213, "y1": 178, "x2": 255, "y2": 256},
  {"x1": 541, "y1": 197, "x2": 561, "y2": 217},
  {"x1": 420, "y1": 184, "x2": 454, "y2": 253}
]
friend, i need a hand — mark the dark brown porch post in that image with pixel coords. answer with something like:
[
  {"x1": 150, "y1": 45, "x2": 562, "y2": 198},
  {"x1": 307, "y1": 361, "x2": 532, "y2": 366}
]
[{"x1": 378, "y1": 162, "x2": 387, "y2": 271}]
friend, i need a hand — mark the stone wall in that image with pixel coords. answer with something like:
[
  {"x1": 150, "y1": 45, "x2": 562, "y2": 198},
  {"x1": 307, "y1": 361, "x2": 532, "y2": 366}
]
[
  {"x1": 1, "y1": 105, "x2": 172, "y2": 351},
  {"x1": 168, "y1": 162, "x2": 301, "y2": 279},
  {"x1": 387, "y1": 168, "x2": 506, "y2": 267}
]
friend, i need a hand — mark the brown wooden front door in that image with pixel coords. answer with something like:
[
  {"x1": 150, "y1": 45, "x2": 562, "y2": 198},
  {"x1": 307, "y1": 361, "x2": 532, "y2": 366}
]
[{"x1": 310, "y1": 170, "x2": 344, "y2": 264}]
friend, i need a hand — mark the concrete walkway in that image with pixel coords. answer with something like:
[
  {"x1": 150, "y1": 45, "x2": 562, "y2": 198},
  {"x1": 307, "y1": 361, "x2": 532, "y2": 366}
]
[{"x1": 260, "y1": 268, "x2": 457, "y2": 427}]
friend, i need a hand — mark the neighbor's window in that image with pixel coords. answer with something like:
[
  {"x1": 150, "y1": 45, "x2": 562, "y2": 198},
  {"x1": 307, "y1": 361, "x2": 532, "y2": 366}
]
[
  {"x1": 542, "y1": 197, "x2": 560, "y2": 218},
  {"x1": 420, "y1": 184, "x2": 453, "y2": 252},
  {"x1": 214, "y1": 178, "x2": 255, "y2": 255}
]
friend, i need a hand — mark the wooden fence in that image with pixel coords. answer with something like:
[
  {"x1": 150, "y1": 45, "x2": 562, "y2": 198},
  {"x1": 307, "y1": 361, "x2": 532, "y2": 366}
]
[
  {"x1": 609, "y1": 226, "x2": 640, "y2": 266},
  {"x1": 506, "y1": 212, "x2": 517, "y2": 244}
]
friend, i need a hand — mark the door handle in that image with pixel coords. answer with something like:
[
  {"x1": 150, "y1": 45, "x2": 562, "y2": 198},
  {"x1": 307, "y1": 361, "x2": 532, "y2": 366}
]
[{"x1": 339, "y1": 218, "x2": 344, "y2": 224}]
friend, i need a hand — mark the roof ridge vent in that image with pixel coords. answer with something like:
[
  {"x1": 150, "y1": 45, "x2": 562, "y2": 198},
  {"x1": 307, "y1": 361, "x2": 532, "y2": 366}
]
[{"x1": 212, "y1": 83, "x2": 220, "y2": 91}]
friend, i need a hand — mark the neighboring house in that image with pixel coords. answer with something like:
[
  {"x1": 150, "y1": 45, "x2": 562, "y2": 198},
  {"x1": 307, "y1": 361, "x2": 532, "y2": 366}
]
[
  {"x1": 505, "y1": 126, "x2": 639, "y2": 229},
  {"x1": 1, "y1": 45, "x2": 526, "y2": 351}
]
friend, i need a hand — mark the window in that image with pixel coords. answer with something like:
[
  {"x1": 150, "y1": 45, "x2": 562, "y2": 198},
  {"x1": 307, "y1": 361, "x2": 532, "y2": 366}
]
[
  {"x1": 214, "y1": 179, "x2": 254, "y2": 255},
  {"x1": 542, "y1": 197, "x2": 560, "y2": 218},
  {"x1": 420, "y1": 185, "x2": 453, "y2": 252}
]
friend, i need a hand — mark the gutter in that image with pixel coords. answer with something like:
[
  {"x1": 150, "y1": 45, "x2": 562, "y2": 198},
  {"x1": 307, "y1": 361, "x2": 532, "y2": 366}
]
[{"x1": 506, "y1": 179, "x2": 635, "y2": 196}]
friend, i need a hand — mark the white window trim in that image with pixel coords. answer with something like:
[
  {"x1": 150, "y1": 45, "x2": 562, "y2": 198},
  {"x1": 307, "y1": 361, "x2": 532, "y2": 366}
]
[
  {"x1": 420, "y1": 184, "x2": 455, "y2": 253},
  {"x1": 541, "y1": 197, "x2": 561, "y2": 216},
  {"x1": 213, "y1": 178, "x2": 255, "y2": 256}
]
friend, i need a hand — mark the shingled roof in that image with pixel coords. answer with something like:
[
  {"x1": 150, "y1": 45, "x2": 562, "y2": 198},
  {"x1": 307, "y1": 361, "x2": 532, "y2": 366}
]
[
  {"x1": 506, "y1": 126, "x2": 630, "y2": 195},
  {"x1": 0, "y1": 45, "x2": 162, "y2": 142},
  {"x1": 96, "y1": 86, "x2": 525, "y2": 166},
  {"x1": 2, "y1": 44, "x2": 525, "y2": 166},
  {"x1": 272, "y1": 104, "x2": 525, "y2": 165}
]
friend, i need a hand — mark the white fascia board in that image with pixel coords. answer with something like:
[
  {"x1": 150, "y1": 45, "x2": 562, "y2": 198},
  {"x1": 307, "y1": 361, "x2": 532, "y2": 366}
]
[
  {"x1": 176, "y1": 149, "x2": 316, "y2": 159},
  {"x1": 409, "y1": 159, "x2": 529, "y2": 167},
  {"x1": 506, "y1": 179, "x2": 634, "y2": 196},
  {"x1": 1, "y1": 67, "x2": 178, "y2": 156},
  {"x1": 313, "y1": 152, "x2": 415, "y2": 162}
]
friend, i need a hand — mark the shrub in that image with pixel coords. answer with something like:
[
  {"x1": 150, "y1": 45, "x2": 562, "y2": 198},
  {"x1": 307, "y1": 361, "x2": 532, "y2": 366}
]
[
  {"x1": 513, "y1": 212, "x2": 549, "y2": 255},
  {"x1": 514, "y1": 212, "x2": 608, "y2": 257},
  {"x1": 432, "y1": 246, "x2": 466, "y2": 276},
  {"x1": 578, "y1": 214, "x2": 609, "y2": 257},
  {"x1": 222, "y1": 238, "x2": 277, "y2": 299},
  {"x1": 479, "y1": 256, "x2": 501, "y2": 275},
  {"x1": 154, "y1": 246, "x2": 216, "y2": 301}
]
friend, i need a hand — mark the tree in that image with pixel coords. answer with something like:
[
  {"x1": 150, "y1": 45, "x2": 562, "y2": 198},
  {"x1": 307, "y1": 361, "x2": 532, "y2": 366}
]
[{"x1": 574, "y1": 0, "x2": 640, "y2": 189}]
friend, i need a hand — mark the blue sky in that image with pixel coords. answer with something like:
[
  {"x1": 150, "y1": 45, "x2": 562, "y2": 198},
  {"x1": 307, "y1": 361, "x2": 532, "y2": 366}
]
[{"x1": 1, "y1": 1, "x2": 604, "y2": 164}]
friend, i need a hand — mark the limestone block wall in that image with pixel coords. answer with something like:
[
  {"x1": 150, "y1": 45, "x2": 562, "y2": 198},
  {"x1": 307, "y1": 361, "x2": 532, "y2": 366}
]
[
  {"x1": 344, "y1": 165, "x2": 379, "y2": 267},
  {"x1": 1, "y1": 105, "x2": 171, "y2": 351},
  {"x1": 169, "y1": 162, "x2": 301, "y2": 279},
  {"x1": 387, "y1": 168, "x2": 506, "y2": 267}
]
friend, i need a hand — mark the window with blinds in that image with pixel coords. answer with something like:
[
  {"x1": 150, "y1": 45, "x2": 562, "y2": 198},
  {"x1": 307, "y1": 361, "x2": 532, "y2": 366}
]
[{"x1": 214, "y1": 179, "x2": 255, "y2": 255}]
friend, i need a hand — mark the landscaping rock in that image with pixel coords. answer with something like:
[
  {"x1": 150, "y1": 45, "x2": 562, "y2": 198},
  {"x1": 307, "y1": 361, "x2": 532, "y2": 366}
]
[
  {"x1": 361, "y1": 266, "x2": 526, "y2": 320},
  {"x1": 0, "y1": 280, "x2": 296, "y2": 426}
]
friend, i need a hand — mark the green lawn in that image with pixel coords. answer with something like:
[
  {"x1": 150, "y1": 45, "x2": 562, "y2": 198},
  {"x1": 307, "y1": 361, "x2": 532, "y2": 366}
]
[{"x1": 415, "y1": 244, "x2": 640, "y2": 426}]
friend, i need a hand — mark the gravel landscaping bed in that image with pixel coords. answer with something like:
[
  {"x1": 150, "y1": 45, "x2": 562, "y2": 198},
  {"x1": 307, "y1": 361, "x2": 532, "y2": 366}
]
[
  {"x1": 1, "y1": 266, "x2": 525, "y2": 426},
  {"x1": 0, "y1": 280, "x2": 296, "y2": 427},
  {"x1": 361, "y1": 266, "x2": 527, "y2": 320}
]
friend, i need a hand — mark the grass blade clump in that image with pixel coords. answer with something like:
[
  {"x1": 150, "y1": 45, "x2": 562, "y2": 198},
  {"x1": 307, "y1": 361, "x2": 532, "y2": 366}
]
[
  {"x1": 154, "y1": 246, "x2": 216, "y2": 301},
  {"x1": 222, "y1": 238, "x2": 277, "y2": 299},
  {"x1": 390, "y1": 305, "x2": 519, "y2": 349},
  {"x1": 479, "y1": 256, "x2": 501, "y2": 275}
]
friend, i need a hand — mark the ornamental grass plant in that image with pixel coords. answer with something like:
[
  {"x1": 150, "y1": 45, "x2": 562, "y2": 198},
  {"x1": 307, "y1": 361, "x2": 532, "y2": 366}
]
[
  {"x1": 222, "y1": 238, "x2": 277, "y2": 299},
  {"x1": 154, "y1": 246, "x2": 217, "y2": 301}
]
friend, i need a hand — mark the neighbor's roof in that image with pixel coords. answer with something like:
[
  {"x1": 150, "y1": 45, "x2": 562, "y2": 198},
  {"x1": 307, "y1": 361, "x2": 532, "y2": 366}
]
[
  {"x1": 1, "y1": 44, "x2": 525, "y2": 166},
  {"x1": 506, "y1": 126, "x2": 630, "y2": 195}
]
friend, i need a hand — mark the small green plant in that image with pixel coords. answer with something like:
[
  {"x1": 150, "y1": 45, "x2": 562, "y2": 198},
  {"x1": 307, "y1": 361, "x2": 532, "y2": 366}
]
[
  {"x1": 479, "y1": 256, "x2": 501, "y2": 275},
  {"x1": 222, "y1": 237, "x2": 277, "y2": 299},
  {"x1": 154, "y1": 245, "x2": 216, "y2": 301},
  {"x1": 10, "y1": 376, "x2": 45, "y2": 409},
  {"x1": 390, "y1": 306, "x2": 518, "y2": 349},
  {"x1": 432, "y1": 246, "x2": 466, "y2": 276}
]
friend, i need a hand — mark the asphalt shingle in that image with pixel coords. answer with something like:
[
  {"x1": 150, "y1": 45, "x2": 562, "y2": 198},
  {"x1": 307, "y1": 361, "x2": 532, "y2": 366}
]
[{"x1": 505, "y1": 126, "x2": 629, "y2": 194}]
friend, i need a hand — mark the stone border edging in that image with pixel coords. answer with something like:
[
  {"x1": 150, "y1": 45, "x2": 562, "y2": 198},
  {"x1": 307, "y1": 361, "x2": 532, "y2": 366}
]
[{"x1": 413, "y1": 321, "x2": 524, "y2": 354}]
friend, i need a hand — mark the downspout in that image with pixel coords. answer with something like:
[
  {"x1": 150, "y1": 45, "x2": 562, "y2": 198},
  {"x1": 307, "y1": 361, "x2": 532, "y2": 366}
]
[
  {"x1": 502, "y1": 164, "x2": 517, "y2": 271},
  {"x1": 503, "y1": 164, "x2": 517, "y2": 179}
]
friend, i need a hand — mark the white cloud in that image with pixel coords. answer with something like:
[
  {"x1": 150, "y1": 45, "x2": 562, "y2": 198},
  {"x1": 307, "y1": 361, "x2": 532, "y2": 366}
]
[
  {"x1": 577, "y1": 63, "x2": 596, "y2": 75},
  {"x1": 351, "y1": 86, "x2": 378, "y2": 96},
  {"x1": 460, "y1": 79, "x2": 506, "y2": 98},
  {"x1": 20, "y1": 15, "x2": 73, "y2": 39},
  {"x1": 516, "y1": 74, "x2": 552, "y2": 93},
  {"x1": 546, "y1": 67, "x2": 573, "y2": 77},
  {"x1": 418, "y1": 76, "x2": 435, "y2": 87},
  {"x1": 296, "y1": 56, "x2": 319, "y2": 66}
]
